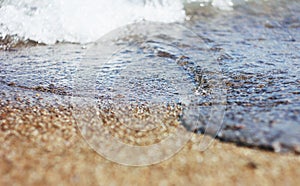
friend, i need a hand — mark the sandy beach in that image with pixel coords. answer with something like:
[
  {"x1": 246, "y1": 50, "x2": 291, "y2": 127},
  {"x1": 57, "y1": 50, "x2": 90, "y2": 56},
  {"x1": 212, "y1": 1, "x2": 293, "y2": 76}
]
[{"x1": 1, "y1": 97, "x2": 300, "y2": 186}]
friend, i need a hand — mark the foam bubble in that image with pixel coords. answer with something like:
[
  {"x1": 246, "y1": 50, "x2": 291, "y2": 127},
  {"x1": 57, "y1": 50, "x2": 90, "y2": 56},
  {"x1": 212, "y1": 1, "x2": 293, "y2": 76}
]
[
  {"x1": 0, "y1": 0, "x2": 238, "y2": 44},
  {"x1": 0, "y1": 0, "x2": 185, "y2": 44}
]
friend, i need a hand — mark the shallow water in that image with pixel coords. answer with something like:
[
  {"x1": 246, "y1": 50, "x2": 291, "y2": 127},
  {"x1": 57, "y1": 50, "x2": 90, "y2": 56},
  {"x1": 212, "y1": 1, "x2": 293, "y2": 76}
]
[{"x1": 0, "y1": 0, "x2": 300, "y2": 153}]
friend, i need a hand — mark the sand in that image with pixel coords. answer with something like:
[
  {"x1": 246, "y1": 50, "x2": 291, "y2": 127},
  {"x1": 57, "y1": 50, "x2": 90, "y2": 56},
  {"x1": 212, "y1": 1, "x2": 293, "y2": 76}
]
[{"x1": 1, "y1": 98, "x2": 300, "y2": 186}]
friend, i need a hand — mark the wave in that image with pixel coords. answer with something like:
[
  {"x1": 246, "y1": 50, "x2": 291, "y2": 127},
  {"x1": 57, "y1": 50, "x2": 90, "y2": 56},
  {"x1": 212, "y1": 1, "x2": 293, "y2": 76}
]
[{"x1": 0, "y1": 0, "x2": 239, "y2": 46}]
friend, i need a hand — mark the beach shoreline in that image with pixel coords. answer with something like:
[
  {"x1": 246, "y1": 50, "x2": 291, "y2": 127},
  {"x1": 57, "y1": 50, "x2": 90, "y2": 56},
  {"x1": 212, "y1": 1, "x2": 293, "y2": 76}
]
[{"x1": 1, "y1": 0, "x2": 300, "y2": 185}]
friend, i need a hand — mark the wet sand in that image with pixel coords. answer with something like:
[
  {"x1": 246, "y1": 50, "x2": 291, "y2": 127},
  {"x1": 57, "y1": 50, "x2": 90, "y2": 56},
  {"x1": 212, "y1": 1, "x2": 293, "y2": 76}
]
[{"x1": 1, "y1": 97, "x2": 300, "y2": 186}]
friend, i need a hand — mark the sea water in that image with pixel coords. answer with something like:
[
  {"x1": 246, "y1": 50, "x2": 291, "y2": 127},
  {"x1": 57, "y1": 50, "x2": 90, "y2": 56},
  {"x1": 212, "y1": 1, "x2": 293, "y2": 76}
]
[{"x1": 0, "y1": 0, "x2": 299, "y2": 153}]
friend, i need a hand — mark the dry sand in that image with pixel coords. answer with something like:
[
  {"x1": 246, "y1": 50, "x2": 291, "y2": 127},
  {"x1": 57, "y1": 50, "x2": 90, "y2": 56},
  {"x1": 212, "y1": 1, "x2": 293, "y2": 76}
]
[{"x1": 0, "y1": 98, "x2": 300, "y2": 186}]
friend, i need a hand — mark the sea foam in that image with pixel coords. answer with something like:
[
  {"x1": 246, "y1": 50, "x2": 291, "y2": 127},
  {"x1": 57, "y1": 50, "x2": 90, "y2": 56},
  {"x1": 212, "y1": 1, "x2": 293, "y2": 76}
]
[{"x1": 0, "y1": 0, "x2": 236, "y2": 44}]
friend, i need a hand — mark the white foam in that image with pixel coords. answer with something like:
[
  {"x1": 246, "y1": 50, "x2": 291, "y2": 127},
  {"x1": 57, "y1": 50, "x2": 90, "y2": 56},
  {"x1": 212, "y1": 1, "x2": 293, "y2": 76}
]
[{"x1": 0, "y1": 0, "x2": 237, "y2": 44}]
